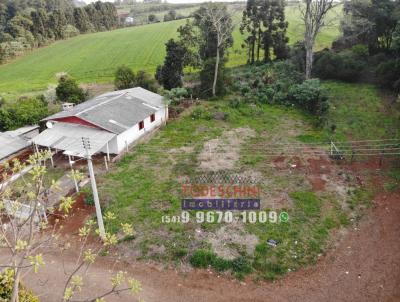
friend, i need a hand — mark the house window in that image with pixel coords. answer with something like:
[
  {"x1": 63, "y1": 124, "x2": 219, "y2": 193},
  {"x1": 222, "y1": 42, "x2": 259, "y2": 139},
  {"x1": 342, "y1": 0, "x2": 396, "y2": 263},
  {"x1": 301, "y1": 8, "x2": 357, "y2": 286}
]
[
  {"x1": 139, "y1": 120, "x2": 144, "y2": 130},
  {"x1": 150, "y1": 113, "x2": 155, "y2": 123}
]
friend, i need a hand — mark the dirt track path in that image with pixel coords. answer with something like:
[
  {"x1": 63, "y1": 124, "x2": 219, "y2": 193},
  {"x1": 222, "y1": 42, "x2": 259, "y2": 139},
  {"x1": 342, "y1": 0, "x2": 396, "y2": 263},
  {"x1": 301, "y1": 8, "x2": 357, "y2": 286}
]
[{"x1": 2, "y1": 187, "x2": 397, "y2": 302}]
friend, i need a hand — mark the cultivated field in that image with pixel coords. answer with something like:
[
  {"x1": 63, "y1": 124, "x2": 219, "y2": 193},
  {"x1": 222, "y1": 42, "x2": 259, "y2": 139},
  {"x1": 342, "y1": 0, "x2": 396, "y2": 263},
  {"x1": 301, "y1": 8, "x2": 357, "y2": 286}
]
[{"x1": 0, "y1": 6, "x2": 341, "y2": 97}]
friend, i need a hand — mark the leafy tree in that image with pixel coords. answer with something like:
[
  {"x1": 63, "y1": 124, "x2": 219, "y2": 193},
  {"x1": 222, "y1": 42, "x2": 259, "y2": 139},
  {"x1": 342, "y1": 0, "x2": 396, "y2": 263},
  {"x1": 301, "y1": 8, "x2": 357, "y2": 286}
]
[
  {"x1": 164, "y1": 9, "x2": 177, "y2": 22},
  {"x1": 261, "y1": 0, "x2": 288, "y2": 61},
  {"x1": 135, "y1": 70, "x2": 158, "y2": 92},
  {"x1": 193, "y1": 3, "x2": 234, "y2": 97},
  {"x1": 148, "y1": 14, "x2": 158, "y2": 23},
  {"x1": 73, "y1": 7, "x2": 93, "y2": 33},
  {"x1": 56, "y1": 75, "x2": 86, "y2": 104},
  {"x1": 177, "y1": 20, "x2": 201, "y2": 67},
  {"x1": 300, "y1": 0, "x2": 336, "y2": 79},
  {"x1": 156, "y1": 39, "x2": 187, "y2": 90},
  {"x1": 240, "y1": 0, "x2": 288, "y2": 63},
  {"x1": 115, "y1": 65, "x2": 136, "y2": 90},
  {"x1": 339, "y1": 0, "x2": 400, "y2": 53},
  {"x1": 0, "y1": 97, "x2": 48, "y2": 130}
]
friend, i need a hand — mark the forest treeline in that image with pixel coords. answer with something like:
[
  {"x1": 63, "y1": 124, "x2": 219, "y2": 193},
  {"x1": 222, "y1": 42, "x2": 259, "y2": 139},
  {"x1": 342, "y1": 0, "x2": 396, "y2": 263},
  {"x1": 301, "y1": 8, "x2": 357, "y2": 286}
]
[{"x1": 0, "y1": 0, "x2": 118, "y2": 63}]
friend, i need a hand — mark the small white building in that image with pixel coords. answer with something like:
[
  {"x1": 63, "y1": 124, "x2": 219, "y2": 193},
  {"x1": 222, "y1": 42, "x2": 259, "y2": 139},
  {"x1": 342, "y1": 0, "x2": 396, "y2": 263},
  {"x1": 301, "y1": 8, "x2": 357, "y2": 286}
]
[
  {"x1": 125, "y1": 17, "x2": 134, "y2": 24},
  {"x1": 33, "y1": 87, "x2": 168, "y2": 158}
]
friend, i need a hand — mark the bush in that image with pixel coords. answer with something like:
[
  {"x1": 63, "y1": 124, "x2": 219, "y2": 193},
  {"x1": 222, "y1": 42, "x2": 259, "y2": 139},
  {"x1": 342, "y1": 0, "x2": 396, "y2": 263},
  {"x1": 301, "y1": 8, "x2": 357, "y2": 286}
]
[
  {"x1": 115, "y1": 67, "x2": 158, "y2": 92},
  {"x1": 135, "y1": 70, "x2": 158, "y2": 92},
  {"x1": 376, "y1": 59, "x2": 400, "y2": 92},
  {"x1": 164, "y1": 88, "x2": 189, "y2": 106},
  {"x1": 0, "y1": 97, "x2": 49, "y2": 131},
  {"x1": 313, "y1": 50, "x2": 365, "y2": 82},
  {"x1": 114, "y1": 66, "x2": 136, "y2": 90},
  {"x1": 84, "y1": 192, "x2": 94, "y2": 206},
  {"x1": 56, "y1": 75, "x2": 86, "y2": 104},
  {"x1": 190, "y1": 107, "x2": 212, "y2": 120},
  {"x1": 288, "y1": 79, "x2": 329, "y2": 125},
  {"x1": 351, "y1": 44, "x2": 369, "y2": 58},
  {"x1": 0, "y1": 269, "x2": 40, "y2": 302}
]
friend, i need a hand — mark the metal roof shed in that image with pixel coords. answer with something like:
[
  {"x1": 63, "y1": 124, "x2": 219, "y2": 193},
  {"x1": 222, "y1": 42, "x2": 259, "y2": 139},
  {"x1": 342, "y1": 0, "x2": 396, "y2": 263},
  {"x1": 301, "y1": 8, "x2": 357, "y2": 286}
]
[{"x1": 0, "y1": 133, "x2": 30, "y2": 162}]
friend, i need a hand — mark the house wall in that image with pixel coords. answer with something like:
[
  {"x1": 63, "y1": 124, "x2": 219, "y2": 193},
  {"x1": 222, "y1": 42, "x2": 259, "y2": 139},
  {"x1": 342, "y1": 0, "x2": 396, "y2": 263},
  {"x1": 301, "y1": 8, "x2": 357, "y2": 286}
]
[{"x1": 110, "y1": 106, "x2": 167, "y2": 154}]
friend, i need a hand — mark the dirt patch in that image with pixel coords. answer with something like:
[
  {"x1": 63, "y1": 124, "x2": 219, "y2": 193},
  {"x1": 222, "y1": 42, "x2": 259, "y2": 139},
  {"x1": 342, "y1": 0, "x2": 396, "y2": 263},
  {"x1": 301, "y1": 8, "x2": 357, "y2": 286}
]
[
  {"x1": 48, "y1": 193, "x2": 95, "y2": 236},
  {"x1": 198, "y1": 127, "x2": 256, "y2": 171},
  {"x1": 196, "y1": 223, "x2": 259, "y2": 260}
]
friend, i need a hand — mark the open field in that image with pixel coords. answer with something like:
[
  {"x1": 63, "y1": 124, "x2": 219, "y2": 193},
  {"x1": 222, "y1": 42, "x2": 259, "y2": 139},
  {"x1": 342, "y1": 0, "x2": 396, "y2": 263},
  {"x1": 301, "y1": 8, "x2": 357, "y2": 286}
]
[
  {"x1": 0, "y1": 5, "x2": 341, "y2": 97},
  {"x1": 95, "y1": 80, "x2": 398, "y2": 280}
]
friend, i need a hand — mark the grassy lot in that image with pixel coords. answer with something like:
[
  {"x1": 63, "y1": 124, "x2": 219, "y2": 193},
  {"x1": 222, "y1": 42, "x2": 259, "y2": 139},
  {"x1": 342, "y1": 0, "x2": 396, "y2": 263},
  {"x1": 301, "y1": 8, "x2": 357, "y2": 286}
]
[
  {"x1": 0, "y1": 5, "x2": 341, "y2": 97},
  {"x1": 95, "y1": 79, "x2": 389, "y2": 280}
]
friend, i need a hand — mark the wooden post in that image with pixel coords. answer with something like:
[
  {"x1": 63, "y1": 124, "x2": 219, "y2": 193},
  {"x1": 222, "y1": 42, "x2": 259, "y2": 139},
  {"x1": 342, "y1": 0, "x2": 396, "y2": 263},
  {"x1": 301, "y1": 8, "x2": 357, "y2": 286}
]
[
  {"x1": 48, "y1": 147, "x2": 54, "y2": 167},
  {"x1": 104, "y1": 156, "x2": 109, "y2": 171},
  {"x1": 106, "y1": 142, "x2": 110, "y2": 162},
  {"x1": 68, "y1": 155, "x2": 79, "y2": 193}
]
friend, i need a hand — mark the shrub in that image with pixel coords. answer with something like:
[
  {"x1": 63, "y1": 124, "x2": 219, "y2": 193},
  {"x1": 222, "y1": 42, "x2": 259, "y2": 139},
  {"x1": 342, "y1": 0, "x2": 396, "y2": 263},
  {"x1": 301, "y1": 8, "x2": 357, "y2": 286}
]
[
  {"x1": 164, "y1": 88, "x2": 189, "y2": 106},
  {"x1": 351, "y1": 44, "x2": 369, "y2": 58},
  {"x1": 56, "y1": 75, "x2": 86, "y2": 104},
  {"x1": 376, "y1": 59, "x2": 400, "y2": 92},
  {"x1": 190, "y1": 107, "x2": 212, "y2": 120},
  {"x1": 313, "y1": 51, "x2": 365, "y2": 82},
  {"x1": 114, "y1": 66, "x2": 136, "y2": 90},
  {"x1": 0, "y1": 97, "x2": 49, "y2": 131},
  {"x1": 287, "y1": 79, "x2": 329, "y2": 125},
  {"x1": 84, "y1": 192, "x2": 94, "y2": 206},
  {"x1": 135, "y1": 70, "x2": 158, "y2": 92}
]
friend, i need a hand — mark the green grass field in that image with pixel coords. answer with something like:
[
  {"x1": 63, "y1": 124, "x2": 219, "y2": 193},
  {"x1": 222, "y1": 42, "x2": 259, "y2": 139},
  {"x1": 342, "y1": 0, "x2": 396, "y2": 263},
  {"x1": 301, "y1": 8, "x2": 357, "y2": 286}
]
[{"x1": 0, "y1": 6, "x2": 341, "y2": 96}]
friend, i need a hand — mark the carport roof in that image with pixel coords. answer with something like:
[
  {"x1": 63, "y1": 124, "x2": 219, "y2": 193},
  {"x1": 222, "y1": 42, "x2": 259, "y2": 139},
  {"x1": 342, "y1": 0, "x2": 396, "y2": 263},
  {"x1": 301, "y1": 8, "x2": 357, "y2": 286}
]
[{"x1": 32, "y1": 123, "x2": 115, "y2": 157}]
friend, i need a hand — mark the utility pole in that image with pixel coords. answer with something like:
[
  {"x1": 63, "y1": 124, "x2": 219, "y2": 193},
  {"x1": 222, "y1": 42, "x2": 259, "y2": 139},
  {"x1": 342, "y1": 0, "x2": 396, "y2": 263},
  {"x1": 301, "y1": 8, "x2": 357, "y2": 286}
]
[{"x1": 82, "y1": 137, "x2": 106, "y2": 239}]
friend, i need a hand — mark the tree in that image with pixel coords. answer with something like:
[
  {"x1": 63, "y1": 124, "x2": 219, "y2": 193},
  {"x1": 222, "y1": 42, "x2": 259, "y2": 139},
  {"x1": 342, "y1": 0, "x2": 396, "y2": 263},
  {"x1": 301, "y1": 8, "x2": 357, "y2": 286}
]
[
  {"x1": 240, "y1": 0, "x2": 288, "y2": 63},
  {"x1": 261, "y1": 0, "x2": 288, "y2": 62},
  {"x1": 338, "y1": 0, "x2": 400, "y2": 54},
  {"x1": 114, "y1": 65, "x2": 136, "y2": 90},
  {"x1": 164, "y1": 9, "x2": 177, "y2": 22},
  {"x1": 300, "y1": 0, "x2": 336, "y2": 79},
  {"x1": 240, "y1": 0, "x2": 261, "y2": 64},
  {"x1": 194, "y1": 4, "x2": 234, "y2": 97},
  {"x1": 56, "y1": 75, "x2": 86, "y2": 104},
  {"x1": 177, "y1": 20, "x2": 201, "y2": 68},
  {"x1": 0, "y1": 152, "x2": 142, "y2": 302},
  {"x1": 155, "y1": 39, "x2": 187, "y2": 90},
  {"x1": 148, "y1": 14, "x2": 158, "y2": 23},
  {"x1": 73, "y1": 7, "x2": 93, "y2": 33},
  {"x1": 135, "y1": 70, "x2": 158, "y2": 92}
]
